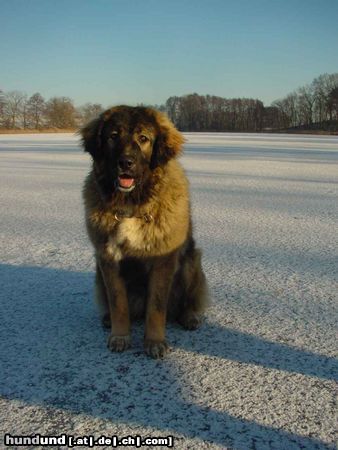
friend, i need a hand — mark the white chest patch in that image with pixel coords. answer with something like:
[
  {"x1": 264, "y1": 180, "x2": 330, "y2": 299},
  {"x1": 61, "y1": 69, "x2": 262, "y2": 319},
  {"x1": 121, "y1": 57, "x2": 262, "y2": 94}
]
[
  {"x1": 119, "y1": 218, "x2": 154, "y2": 253},
  {"x1": 105, "y1": 218, "x2": 151, "y2": 261}
]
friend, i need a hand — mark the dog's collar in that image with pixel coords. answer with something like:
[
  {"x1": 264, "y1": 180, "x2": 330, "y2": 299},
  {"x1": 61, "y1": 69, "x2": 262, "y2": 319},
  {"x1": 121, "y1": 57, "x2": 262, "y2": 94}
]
[{"x1": 113, "y1": 211, "x2": 153, "y2": 223}]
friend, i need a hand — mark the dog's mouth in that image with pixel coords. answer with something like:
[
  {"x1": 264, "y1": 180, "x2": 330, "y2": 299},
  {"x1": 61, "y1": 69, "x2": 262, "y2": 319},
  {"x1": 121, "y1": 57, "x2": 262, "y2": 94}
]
[{"x1": 117, "y1": 174, "x2": 136, "y2": 192}]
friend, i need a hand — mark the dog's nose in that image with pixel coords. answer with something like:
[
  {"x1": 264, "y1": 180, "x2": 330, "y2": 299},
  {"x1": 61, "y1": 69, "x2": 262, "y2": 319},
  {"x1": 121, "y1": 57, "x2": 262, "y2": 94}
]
[{"x1": 118, "y1": 155, "x2": 135, "y2": 171}]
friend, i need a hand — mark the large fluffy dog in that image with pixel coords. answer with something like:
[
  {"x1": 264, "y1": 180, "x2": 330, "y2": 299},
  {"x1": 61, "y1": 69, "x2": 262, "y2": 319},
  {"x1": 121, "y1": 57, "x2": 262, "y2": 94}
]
[{"x1": 81, "y1": 106, "x2": 208, "y2": 358}]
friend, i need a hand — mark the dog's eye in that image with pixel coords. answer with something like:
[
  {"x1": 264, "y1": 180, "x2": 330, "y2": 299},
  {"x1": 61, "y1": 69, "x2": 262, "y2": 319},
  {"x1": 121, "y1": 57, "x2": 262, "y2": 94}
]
[
  {"x1": 110, "y1": 131, "x2": 118, "y2": 139},
  {"x1": 139, "y1": 135, "x2": 149, "y2": 144}
]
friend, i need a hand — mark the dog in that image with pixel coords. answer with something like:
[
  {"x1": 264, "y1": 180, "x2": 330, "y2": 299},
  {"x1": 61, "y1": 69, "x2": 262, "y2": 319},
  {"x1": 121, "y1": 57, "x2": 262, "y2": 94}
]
[{"x1": 81, "y1": 106, "x2": 209, "y2": 358}]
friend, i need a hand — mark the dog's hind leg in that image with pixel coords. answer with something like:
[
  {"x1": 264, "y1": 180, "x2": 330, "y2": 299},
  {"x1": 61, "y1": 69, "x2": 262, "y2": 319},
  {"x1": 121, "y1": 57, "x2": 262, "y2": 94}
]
[
  {"x1": 177, "y1": 246, "x2": 209, "y2": 330},
  {"x1": 95, "y1": 262, "x2": 110, "y2": 328}
]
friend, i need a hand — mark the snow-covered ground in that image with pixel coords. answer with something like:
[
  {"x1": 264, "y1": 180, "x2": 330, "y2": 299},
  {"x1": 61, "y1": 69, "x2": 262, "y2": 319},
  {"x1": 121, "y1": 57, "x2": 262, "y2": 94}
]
[{"x1": 0, "y1": 132, "x2": 337, "y2": 449}]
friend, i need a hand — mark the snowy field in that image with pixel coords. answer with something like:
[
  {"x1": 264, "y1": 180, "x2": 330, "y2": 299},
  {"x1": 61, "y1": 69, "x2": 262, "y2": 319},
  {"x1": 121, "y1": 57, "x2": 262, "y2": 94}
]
[{"x1": 0, "y1": 132, "x2": 337, "y2": 449}]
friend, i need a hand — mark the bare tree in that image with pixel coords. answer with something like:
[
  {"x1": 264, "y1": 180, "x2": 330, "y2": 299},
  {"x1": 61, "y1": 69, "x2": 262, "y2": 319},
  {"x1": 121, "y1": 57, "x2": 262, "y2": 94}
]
[
  {"x1": 77, "y1": 102, "x2": 103, "y2": 125},
  {"x1": 27, "y1": 93, "x2": 46, "y2": 129},
  {"x1": 297, "y1": 85, "x2": 315, "y2": 126},
  {"x1": 21, "y1": 94, "x2": 29, "y2": 128},
  {"x1": 328, "y1": 87, "x2": 338, "y2": 121},
  {"x1": 312, "y1": 73, "x2": 338, "y2": 124},
  {"x1": 312, "y1": 75, "x2": 328, "y2": 124},
  {"x1": 3, "y1": 91, "x2": 27, "y2": 128},
  {"x1": 45, "y1": 97, "x2": 77, "y2": 128},
  {"x1": 0, "y1": 89, "x2": 5, "y2": 127}
]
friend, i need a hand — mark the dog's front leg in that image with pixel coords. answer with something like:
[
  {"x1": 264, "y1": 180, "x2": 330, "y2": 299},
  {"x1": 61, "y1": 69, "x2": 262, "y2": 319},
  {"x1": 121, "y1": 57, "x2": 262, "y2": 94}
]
[
  {"x1": 144, "y1": 252, "x2": 178, "y2": 359},
  {"x1": 98, "y1": 258, "x2": 131, "y2": 352}
]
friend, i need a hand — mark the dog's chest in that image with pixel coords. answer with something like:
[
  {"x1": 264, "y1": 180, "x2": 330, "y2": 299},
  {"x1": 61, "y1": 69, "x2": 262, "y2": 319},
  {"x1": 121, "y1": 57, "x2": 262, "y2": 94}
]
[{"x1": 106, "y1": 218, "x2": 151, "y2": 261}]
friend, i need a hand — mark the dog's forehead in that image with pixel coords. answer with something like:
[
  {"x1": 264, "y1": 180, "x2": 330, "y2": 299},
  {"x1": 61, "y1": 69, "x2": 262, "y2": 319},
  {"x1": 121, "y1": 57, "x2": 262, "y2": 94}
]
[{"x1": 106, "y1": 108, "x2": 157, "y2": 133}]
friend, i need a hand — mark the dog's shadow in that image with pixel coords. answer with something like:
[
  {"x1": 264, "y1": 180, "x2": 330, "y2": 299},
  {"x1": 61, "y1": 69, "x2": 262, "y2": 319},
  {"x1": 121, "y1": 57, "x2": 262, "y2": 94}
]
[{"x1": 1, "y1": 264, "x2": 336, "y2": 449}]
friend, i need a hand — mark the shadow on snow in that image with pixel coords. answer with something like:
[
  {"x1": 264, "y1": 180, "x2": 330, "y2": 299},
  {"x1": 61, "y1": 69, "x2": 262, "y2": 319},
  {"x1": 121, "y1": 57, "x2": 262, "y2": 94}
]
[{"x1": 1, "y1": 264, "x2": 337, "y2": 448}]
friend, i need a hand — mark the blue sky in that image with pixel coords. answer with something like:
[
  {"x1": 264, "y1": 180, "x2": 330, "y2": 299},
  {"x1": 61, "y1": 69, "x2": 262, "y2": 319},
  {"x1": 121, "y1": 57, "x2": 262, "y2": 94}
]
[{"x1": 1, "y1": 0, "x2": 338, "y2": 107}]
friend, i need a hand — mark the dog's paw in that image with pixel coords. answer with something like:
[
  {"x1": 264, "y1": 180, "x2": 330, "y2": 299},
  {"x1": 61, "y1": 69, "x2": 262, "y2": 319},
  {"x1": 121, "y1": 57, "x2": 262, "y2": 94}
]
[
  {"x1": 179, "y1": 312, "x2": 203, "y2": 330},
  {"x1": 144, "y1": 339, "x2": 169, "y2": 359},
  {"x1": 107, "y1": 334, "x2": 131, "y2": 352}
]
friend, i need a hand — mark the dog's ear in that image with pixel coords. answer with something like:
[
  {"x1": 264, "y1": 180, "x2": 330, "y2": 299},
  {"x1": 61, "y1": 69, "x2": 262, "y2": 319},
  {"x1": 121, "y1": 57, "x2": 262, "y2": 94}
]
[
  {"x1": 80, "y1": 116, "x2": 104, "y2": 158},
  {"x1": 151, "y1": 111, "x2": 185, "y2": 168}
]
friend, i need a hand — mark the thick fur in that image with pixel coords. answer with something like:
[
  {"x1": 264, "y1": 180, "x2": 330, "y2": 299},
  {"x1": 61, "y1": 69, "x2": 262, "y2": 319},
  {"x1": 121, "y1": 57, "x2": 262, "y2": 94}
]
[{"x1": 81, "y1": 106, "x2": 209, "y2": 358}]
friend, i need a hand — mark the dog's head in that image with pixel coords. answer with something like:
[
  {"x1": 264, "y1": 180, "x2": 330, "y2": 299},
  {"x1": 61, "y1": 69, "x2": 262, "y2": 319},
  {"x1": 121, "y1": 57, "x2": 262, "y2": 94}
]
[{"x1": 81, "y1": 106, "x2": 184, "y2": 200}]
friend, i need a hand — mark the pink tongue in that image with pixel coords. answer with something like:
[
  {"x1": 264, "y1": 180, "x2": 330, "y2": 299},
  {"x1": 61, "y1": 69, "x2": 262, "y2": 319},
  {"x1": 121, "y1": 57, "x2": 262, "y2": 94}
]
[{"x1": 119, "y1": 177, "x2": 134, "y2": 188}]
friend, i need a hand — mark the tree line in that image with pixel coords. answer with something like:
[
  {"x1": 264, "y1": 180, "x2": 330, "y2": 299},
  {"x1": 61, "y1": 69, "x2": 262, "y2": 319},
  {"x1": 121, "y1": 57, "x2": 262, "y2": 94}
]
[
  {"x1": 1, "y1": 72, "x2": 337, "y2": 132},
  {"x1": 165, "y1": 73, "x2": 338, "y2": 132},
  {"x1": 0, "y1": 92, "x2": 103, "y2": 130},
  {"x1": 269, "y1": 73, "x2": 338, "y2": 131},
  {"x1": 165, "y1": 95, "x2": 264, "y2": 132}
]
